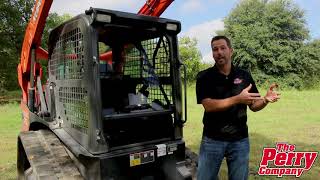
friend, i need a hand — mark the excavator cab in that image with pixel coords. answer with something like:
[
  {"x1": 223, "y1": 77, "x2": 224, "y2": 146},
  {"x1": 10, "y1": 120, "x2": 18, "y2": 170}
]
[{"x1": 21, "y1": 8, "x2": 192, "y2": 179}]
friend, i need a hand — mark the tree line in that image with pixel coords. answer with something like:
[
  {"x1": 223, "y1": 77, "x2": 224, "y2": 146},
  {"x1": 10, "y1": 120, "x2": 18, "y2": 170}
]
[
  {"x1": 0, "y1": 0, "x2": 33, "y2": 92},
  {"x1": 223, "y1": 0, "x2": 320, "y2": 89},
  {"x1": 183, "y1": 0, "x2": 320, "y2": 89},
  {"x1": 0, "y1": 0, "x2": 71, "y2": 93},
  {"x1": 0, "y1": 0, "x2": 319, "y2": 93}
]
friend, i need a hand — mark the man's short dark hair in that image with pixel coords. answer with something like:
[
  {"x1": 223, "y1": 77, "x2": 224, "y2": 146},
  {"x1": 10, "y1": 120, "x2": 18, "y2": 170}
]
[{"x1": 211, "y1": 35, "x2": 232, "y2": 49}]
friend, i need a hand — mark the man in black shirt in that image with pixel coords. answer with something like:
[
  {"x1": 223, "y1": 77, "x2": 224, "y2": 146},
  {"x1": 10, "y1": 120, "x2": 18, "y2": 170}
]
[{"x1": 196, "y1": 36, "x2": 280, "y2": 180}]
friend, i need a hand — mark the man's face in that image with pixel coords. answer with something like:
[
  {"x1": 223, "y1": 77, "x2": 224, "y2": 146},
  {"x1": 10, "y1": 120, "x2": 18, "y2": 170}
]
[{"x1": 211, "y1": 39, "x2": 233, "y2": 66}]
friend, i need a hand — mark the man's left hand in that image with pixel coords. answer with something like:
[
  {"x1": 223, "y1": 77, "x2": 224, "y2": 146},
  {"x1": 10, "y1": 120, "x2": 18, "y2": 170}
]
[{"x1": 264, "y1": 83, "x2": 281, "y2": 103}]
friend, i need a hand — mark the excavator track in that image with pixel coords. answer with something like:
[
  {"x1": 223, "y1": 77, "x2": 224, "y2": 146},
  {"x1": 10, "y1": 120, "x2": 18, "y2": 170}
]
[{"x1": 19, "y1": 130, "x2": 83, "y2": 180}]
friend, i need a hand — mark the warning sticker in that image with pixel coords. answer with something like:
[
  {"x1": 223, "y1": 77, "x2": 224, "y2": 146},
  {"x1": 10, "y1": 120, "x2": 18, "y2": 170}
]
[
  {"x1": 130, "y1": 150, "x2": 155, "y2": 167},
  {"x1": 156, "y1": 144, "x2": 167, "y2": 157}
]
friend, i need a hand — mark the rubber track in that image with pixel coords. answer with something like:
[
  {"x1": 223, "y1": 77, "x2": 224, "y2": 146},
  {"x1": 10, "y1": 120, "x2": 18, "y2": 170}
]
[{"x1": 20, "y1": 130, "x2": 83, "y2": 180}]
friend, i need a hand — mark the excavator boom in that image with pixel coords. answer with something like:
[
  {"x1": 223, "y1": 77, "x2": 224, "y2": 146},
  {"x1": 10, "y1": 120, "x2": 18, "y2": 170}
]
[
  {"x1": 138, "y1": 0, "x2": 174, "y2": 16},
  {"x1": 20, "y1": 0, "x2": 53, "y2": 73}
]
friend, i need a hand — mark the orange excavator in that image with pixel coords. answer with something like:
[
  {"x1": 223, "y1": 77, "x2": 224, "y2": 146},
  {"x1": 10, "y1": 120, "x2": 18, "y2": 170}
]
[{"x1": 17, "y1": 0, "x2": 196, "y2": 179}]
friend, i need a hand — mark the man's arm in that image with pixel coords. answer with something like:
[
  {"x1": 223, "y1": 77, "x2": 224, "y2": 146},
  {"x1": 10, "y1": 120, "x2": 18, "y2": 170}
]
[
  {"x1": 202, "y1": 96, "x2": 240, "y2": 112},
  {"x1": 202, "y1": 84, "x2": 262, "y2": 112},
  {"x1": 249, "y1": 98, "x2": 268, "y2": 112}
]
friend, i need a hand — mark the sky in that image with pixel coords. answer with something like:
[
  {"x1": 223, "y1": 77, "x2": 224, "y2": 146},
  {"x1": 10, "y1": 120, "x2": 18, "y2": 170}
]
[{"x1": 50, "y1": 0, "x2": 319, "y2": 63}]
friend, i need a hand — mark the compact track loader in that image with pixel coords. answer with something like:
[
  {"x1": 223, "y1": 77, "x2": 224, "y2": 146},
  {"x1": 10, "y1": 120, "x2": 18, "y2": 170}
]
[{"x1": 17, "y1": 3, "x2": 197, "y2": 179}]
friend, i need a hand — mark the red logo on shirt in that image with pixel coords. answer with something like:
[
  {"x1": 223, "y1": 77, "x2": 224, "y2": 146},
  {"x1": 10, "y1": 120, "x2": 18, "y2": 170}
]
[{"x1": 233, "y1": 78, "x2": 243, "y2": 84}]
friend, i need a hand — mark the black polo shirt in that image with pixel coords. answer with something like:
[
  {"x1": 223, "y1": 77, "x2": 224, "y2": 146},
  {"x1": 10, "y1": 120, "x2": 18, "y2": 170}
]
[{"x1": 196, "y1": 65, "x2": 259, "y2": 141}]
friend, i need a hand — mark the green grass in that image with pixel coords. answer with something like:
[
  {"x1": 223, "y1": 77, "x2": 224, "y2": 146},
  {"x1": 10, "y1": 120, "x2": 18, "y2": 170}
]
[
  {"x1": 0, "y1": 103, "x2": 21, "y2": 180},
  {"x1": 0, "y1": 88, "x2": 320, "y2": 179}
]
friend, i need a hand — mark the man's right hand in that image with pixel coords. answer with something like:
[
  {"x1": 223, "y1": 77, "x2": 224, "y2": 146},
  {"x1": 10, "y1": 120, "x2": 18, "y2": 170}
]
[{"x1": 237, "y1": 84, "x2": 262, "y2": 105}]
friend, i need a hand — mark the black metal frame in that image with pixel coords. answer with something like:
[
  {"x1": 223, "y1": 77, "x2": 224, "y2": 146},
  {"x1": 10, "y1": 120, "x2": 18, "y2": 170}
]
[
  {"x1": 98, "y1": 35, "x2": 179, "y2": 149},
  {"x1": 41, "y1": 8, "x2": 190, "y2": 179}
]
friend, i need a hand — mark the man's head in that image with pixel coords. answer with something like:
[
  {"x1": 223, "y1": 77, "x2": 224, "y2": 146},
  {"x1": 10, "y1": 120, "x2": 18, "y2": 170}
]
[{"x1": 211, "y1": 35, "x2": 233, "y2": 66}]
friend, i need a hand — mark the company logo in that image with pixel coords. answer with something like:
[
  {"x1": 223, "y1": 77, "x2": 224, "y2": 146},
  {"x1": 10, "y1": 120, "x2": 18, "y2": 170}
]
[
  {"x1": 233, "y1": 78, "x2": 243, "y2": 84},
  {"x1": 258, "y1": 143, "x2": 318, "y2": 177}
]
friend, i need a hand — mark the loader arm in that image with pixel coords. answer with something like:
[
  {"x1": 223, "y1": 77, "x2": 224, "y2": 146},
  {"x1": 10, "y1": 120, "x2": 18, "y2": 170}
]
[
  {"x1": 18, "y1": 0, "x2": 53, "y2": 104},
  {"x1": 18, "y1": 0, "x2": 174, "y2": 131},
  {"x1": 138, "y1": 0, "x2": 174, "y2": 16}
]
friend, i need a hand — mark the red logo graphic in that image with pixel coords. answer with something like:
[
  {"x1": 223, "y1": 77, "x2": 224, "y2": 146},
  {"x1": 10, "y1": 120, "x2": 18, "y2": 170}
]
[
  {"x1": 233, "y1": 78, "x2": 243, "y2": 84},
  {"x1": 258, "y1": 143, "x2": 318, "y2": 177}
]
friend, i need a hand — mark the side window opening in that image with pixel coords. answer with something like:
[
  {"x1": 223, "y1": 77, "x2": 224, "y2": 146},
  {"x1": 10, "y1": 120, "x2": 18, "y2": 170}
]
[
  {"x1": 98, "y1": 34, "x2": 172, "y2": 116},
  {"x1": 99, "y1": 42, "x2": 113, "y2": 76}
]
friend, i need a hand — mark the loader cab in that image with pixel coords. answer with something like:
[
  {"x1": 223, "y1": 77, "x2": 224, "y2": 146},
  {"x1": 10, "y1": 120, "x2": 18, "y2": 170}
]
[{"x1": 48, "y1": 8, "x2": 184, "y2": 154}]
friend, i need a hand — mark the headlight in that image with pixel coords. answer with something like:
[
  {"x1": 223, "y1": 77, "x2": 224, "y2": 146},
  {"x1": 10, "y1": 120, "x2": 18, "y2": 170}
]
[
  {"x1": 96, "y1": 14, "x2": 112, "y2": 23},
  {"x1": 166, "y1": 23, "x2": 178, "y2": 31}
]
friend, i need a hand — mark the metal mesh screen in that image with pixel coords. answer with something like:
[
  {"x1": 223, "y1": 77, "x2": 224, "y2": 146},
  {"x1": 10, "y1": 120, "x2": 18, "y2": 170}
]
[
  {"x1": 49, "y1": 28, "x2": 84, "y2": 80},
  {"x1": 124, "y1": 37, "x2": 172, "y2": 105},
  {"x1": 49, "y1": 27, "x2": 89, "y2": 134},
  {"x1": 58, "y1": 87, "x2": 89, "y2": 134}
]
